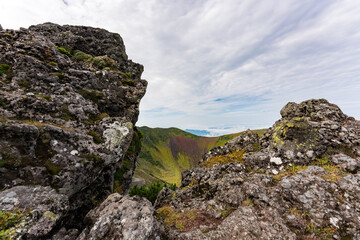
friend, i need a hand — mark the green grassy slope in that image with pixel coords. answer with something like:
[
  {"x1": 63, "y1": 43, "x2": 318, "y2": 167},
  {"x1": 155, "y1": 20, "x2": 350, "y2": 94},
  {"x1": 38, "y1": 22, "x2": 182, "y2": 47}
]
[{"x1": 135, "y1": 127, "x2": 267, "y2": 185}]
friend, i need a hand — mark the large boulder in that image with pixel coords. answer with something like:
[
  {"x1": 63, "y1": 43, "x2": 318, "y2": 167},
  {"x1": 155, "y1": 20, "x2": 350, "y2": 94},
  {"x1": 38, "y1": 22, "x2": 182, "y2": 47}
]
[
  {"x1": 0, "y1": 23, "x2": 146, "y2": 238},
  {"x1": 78, "y1": 194, "x2": 164, "y2": 240}
]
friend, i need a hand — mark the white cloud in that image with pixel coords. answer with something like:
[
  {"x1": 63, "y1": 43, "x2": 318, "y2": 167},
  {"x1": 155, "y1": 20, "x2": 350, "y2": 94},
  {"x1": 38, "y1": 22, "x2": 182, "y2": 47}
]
[{"x1": 1, "y1": 0, "x2": 359, "y2": 135}]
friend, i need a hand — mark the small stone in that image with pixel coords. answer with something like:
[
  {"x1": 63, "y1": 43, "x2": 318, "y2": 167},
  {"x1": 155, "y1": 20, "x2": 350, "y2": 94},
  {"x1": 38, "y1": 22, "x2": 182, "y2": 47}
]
[
  {"x1": 330, "y1": 217, "x2": 340, "y2": 228},
  {"x1": 331, "y1": 124, "x2": 339, "y2": 130},
  {"x1": 70, "y1": 150, "x2": 78, "y2": 156},
  {"x1": 270, "y1": 157, "x2": 282, "y2": 165},
  {"x1": 272, "y1": 169, "x2": 279, "y2": 175},
  {"x1": 305, "y1": 151, "x2": 314, "y2": 159}
]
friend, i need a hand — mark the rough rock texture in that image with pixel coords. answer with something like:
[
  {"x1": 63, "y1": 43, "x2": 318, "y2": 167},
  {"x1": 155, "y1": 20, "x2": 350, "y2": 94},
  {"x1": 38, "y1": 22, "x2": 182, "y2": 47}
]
[
  {"x1": 0, "y1": 23, "x2": 146, "y2": 238},
  {"x1": 78, "y1": 194, "x2": 164, "y2": 240},
  {"x1": 155, "y1": 99, "x2": 360, "y2": 239},
  {"x1": 201, "y1": 129, "x2": 259, "y2": 163}
]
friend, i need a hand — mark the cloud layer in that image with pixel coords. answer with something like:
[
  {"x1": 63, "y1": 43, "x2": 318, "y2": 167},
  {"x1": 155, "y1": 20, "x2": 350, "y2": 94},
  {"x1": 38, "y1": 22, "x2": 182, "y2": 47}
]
[{"x1": 1, "y1": 0, "x2": 359, "y2": 135}]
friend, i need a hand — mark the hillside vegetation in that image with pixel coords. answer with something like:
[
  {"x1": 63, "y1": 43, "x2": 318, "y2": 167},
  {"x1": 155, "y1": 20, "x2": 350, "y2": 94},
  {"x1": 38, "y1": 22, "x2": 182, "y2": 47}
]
[{"x1": 135, "y1": 127, "x2": 266, "y2": 185}]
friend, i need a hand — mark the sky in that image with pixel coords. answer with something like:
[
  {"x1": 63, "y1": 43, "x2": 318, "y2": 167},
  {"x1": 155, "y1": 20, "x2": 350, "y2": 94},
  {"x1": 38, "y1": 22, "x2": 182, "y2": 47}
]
[{"x1": 1, "y1": 0, "x2": 360, "y2": 136}]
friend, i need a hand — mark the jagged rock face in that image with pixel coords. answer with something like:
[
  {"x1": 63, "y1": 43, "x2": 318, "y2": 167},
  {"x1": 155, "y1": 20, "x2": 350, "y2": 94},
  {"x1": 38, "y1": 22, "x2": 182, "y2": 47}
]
[
  {"x1": 0, "y1": 23, "x2": 146, "y2": 238},
  {"x1": 255, "y1": 99, "x2": 359, "y2": 172},
  {"x1": 77, "y1": 194, "x2": 164, "y2": 240},
  {"x1": 155, "y1": 99, "x2": 360, "y2": 239}
]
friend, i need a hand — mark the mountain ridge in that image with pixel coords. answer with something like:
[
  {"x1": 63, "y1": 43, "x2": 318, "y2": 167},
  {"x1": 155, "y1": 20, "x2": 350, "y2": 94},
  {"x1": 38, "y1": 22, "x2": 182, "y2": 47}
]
[{"x1": 135, "y1": 126, "x2": 266, "y2": 185}]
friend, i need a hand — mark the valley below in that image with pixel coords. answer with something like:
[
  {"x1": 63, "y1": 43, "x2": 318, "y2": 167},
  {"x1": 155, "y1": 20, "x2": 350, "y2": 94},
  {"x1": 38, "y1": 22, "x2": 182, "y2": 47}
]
[{"x1": 135, "y1": 126, "x2": 266, "y2": 185}]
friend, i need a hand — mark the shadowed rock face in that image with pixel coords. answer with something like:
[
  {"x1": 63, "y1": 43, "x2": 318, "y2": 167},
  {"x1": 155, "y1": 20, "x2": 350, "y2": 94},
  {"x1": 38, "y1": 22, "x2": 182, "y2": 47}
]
[
  {"x1": 155, "y1": 99, "x2": 360, "y2": 240},
  {"x1": 0, "y1": 23, "x2": 146, "y2": 238}
]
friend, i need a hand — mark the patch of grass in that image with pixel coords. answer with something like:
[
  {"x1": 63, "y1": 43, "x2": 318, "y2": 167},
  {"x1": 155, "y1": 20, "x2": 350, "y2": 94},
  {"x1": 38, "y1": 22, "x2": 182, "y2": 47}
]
[
  {"x1": 221, "y1": 210, "x2": 230, "y2": 218},
  {"x1": 289, "y1": 207, "x2": 309, "y2": 218},
  {"x1": 312, "y1": 157, "x2": 350, "y2": 182},
  {"x1": 19, "y1": 79, "x2": 30, "y2": 89},
  {"x1": 114, "y1": 159, "x2": 133, "y2": 193},
  {"x1": 72, "y1": 50, "x2": 93, "y2": 62},
  {"x1": 127, "y1": 128, "x2": 143, "y2": 156},
  {"x1": 80, "y1": 154, "x2": 99, "y2": 162},
  {"x1": 88, "y1": 131, "x2": 102, "y2": 144},
  {"x1": 92, "y1": 56, "x2": 117, "y2": 70},
  {"x1": 157, "y1": 206, "x2": 197, "y2": 231},
  {"x1": 56, "y1": 46, "x2": 72, "y2": 57},
  {"x1": 120, "y1": 78, "x2": 135, "y2": 87},
  {"x1": 44, "y1": 160, "x2": 62, "y2": 175},
  {"x1": 78, "y1": 89, "x2": 104, "y2": 104},
  {"x1": 272, "y1": 165, "x2": 308, "y2": 182},
  {"x1": 129, "y1": 181, "x2": 176, "y2": 204},
  {"x1": 0, "y1": 208, "x2": 28, "y2": 239},
  {"x1": 199, "y1": 149, "x2": 246, "y2": 168},
  {"x1": 241, "y1": 197, "x2": 254, "y2": 207},
  {"x1": 51, "y1": 72, "x2": 65, "y2": 79},
  {"x1": 87, "y1": 112, "x2": 110, "y2": 124},
  {"x1": 306, "y1": 222, "x2": 336, "y2": 240},
  {"x1": 0, "y1": 64, "x2": 10, "y2": 75},
  {"x1": 36, "y1": 94, "x2": 51, "y2": 101},
  {"x1": 125, "y1": 72, "x2": 132, "y2": 78},
  {"x1": 48, "y1": 61, "x2": 57, "y2": 66},
  {"x1": 58, "y1": 105, "x2": 76, "y2": 121}
]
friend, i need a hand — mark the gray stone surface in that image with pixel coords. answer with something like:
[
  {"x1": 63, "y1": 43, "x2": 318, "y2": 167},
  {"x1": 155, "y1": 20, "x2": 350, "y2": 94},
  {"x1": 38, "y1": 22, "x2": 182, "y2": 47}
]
[
  {"x1": 0, "y1": 23, "x2": 146, "y2": 239},
  {"x1": 78, "y1": 194, "x2": 163, "y2": 240}
]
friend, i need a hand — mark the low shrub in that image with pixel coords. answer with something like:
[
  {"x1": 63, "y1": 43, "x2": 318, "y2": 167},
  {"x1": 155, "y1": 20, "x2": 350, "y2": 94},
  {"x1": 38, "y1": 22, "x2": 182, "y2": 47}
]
[{"x1": 129, "y1": 181, "x2": 176, "y2": 204}]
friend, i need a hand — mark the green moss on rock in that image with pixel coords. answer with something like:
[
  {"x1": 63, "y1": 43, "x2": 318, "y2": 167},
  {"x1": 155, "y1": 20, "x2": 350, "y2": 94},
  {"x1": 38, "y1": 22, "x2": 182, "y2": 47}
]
[
  {"x1": 80, "y1": 154, "x2": 99, "y2": 162},
  {"x1": 79, "y1": 89, "x2": 104, "y2": 104},
  {"x1": 56, "y1": 46, "x2": 72, "y2": 57},
  {"x1": 92, "y1": 56, "x2": 117, "y2": 70},
  {"x1": 73, "y1": 50, "x2": 93, "y2": 62},
  {"x1": 19, "y1": 79, "x2": 30, "y2": 89},
  {"x1": 0, "y1": 64, "x2": 10, "y2": 75},
  {"x1": 58, "y1": 105, "x2": 76, "y2": 121},
  {"x1": 88, "y1": 131, "x2": 102, "y2": 144},
  {"x1": 51, "y1": 72, "x2": 65, "y2": 79}
]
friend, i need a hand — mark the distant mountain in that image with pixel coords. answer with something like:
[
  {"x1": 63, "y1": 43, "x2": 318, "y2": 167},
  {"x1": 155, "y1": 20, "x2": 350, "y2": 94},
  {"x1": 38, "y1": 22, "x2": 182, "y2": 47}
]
[{"x1": 135, "y1": 126, "x2": 266, "y2": 185}]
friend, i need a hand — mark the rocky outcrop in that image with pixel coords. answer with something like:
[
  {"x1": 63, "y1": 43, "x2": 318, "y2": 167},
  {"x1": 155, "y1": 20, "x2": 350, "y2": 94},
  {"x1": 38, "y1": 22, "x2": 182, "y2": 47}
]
[
  {"x1": 0, "y1": 23, "x2": 146, "y2": 238},
  {"x1": 77, "y1": 194, "x2": 164, "y2": 240},
  {"x1": 155, "y1": 99, "x2": 360, "y2": 239}
]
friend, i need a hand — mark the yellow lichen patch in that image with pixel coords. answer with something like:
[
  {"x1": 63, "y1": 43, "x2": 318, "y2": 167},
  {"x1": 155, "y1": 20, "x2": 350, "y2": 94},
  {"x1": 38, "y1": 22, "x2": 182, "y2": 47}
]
[
  {"x1": 199, "y1": 149, "x2": 246, "y2": 168},
  {"x1": 43, "y1": 211, "x2": 59, "y2": 221},
  {"x1": 273, "y1": 165, "x2": 308, "y2": 182}
]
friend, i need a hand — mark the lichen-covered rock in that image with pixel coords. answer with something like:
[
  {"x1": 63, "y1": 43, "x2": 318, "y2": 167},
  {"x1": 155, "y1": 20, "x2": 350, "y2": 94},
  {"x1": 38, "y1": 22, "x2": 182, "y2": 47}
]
[
  {"x1": 0, "y1": 186, "x2": 69, "y2": 238},
  {"x1": 201, "y1": 129, "x2": 259, "y2": 163},
  {"x1": 155, "y1": 99, "x2": 360, "y2": 239},
  {"x1": 245, "y1": 98, "x2": 360, "y2": 174},
  {"x1": 0, "y1": 23, "x2": 146, "y2": 238},
  {"x1": 78, "y1": 194, "x2": 164, "y2": 240}
]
